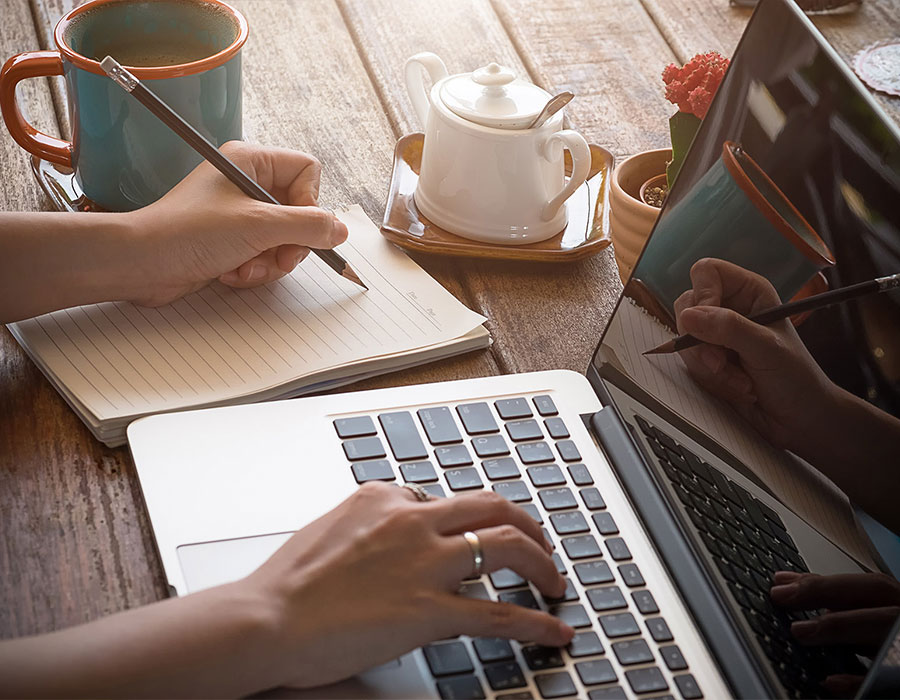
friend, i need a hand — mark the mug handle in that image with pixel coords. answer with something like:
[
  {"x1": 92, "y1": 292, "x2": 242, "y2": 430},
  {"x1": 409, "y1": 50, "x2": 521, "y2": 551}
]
[
  {"x1": 541, "y1": 129, "x2": 591, "y2": 221},
  {"x1": 0, "y1": 51, "x2": 73, "y2": 167}
]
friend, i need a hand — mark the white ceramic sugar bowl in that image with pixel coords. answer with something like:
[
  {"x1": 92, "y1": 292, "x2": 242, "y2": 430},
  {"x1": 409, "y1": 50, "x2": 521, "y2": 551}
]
[{"x1": 405, "y1": 52, "x2": 591, "y2": 245}]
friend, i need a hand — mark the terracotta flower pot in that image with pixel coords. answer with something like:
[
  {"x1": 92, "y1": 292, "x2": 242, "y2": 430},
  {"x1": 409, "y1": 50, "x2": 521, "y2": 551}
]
[{"x1": 609, "y1": 148, "x2": 670, "y2": 282}]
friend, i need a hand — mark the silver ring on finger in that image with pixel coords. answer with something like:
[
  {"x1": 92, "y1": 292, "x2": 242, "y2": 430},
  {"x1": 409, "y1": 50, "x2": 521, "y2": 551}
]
[
  {"x1": 463, "y1": 530, "x2": 484, "y2": 578},
  {"x1": 402, "y1": 482, "x2": 432, "y2": 502}
]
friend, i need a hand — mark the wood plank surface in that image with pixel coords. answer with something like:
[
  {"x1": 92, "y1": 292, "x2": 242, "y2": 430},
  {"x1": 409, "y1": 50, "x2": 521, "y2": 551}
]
[{"x1": 642, "y1": 0, "x2": 900, "y2": 122}]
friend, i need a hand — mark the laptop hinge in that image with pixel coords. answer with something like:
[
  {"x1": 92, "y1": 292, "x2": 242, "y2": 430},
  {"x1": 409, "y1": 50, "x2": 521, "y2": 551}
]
[{"x1": 589, "y1": 404, "x2": 774, "y2": 699}]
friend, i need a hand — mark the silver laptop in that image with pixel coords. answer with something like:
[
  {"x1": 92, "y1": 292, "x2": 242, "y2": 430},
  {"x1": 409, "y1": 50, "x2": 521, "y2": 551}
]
[{"x1": 128, "y1": 0, "x2": 900, "y2": 697}]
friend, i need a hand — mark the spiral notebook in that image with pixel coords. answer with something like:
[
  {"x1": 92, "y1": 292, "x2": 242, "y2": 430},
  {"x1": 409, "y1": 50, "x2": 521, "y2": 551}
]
[{"x1": 8, "y1": 206, "x2": 489, "y2": 446}]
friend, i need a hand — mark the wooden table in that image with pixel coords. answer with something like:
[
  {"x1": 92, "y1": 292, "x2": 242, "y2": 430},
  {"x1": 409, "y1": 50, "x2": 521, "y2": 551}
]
[{"x1": 1, "y1": 0, "x2": 898, "y2": 641}]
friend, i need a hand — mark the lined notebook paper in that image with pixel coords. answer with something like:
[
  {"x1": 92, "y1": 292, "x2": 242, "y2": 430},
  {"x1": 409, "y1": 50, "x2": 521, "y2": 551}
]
[
  {"x1": 602, "y1": 297, "x2": 877, "y2": 570},
  {"x1": 9, "y1": 206, "x2": 488, "y2": 446}
]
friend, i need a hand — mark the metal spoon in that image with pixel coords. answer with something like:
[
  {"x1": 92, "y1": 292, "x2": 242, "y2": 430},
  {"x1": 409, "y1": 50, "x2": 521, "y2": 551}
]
[{"x1": 527, "y1": 91, "x2": 574, "y2": 129}]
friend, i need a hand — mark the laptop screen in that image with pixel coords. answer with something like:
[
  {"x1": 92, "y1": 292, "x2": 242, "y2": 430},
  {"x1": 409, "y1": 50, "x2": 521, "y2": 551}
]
[{"x1": 595, "y1": 0, "x2": 900, "y2": 423}]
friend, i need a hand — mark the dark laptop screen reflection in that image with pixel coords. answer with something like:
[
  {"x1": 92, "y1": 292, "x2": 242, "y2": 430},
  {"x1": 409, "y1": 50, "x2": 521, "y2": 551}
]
[{"x1": 607, "y1": 0, "x2": 900, "y2": 420}]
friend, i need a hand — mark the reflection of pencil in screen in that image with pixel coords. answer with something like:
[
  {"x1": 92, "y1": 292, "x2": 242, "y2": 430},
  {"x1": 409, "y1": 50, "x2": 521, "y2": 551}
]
[
  {"x1": 644, "y1": 272, "x2": 900, "y2": 356},
  {"x1": 99, "y1": 56, "x2": 367, "y2": 291}
]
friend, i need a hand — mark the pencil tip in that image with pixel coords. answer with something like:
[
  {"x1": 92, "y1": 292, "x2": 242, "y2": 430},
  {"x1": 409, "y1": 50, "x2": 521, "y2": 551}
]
[{"x1": 344, "y1": 267, "x2": 367, "y2": 290}]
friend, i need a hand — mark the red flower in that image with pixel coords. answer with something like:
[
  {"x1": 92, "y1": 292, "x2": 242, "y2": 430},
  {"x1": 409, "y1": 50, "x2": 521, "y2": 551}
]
[{"x1": 662, "y1": 51, "x2": 730, "y2": 119}]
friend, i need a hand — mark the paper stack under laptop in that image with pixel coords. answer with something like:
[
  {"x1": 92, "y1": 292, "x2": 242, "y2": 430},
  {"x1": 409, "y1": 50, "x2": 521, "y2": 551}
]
[{"x1": 8, "y1": 206, "x2": 489, "y2": 446}]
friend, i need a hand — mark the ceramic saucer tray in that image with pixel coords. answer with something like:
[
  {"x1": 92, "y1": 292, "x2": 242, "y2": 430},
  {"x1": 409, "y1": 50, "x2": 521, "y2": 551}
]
[{"x1": 382, "y1": 133, "x2": 614, "y2": 262}]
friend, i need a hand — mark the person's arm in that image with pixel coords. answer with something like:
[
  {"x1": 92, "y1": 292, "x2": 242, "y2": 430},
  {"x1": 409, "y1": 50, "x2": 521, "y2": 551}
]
[
  {"x1": 673, "y1": 257, "x2": 900, "y2": 531},
  {"x1": 0, "y1": 141, "x2": 347, "y2": 323},
  {"x1": 0, "y1": 484, "x2": 572, "y2": 698}
]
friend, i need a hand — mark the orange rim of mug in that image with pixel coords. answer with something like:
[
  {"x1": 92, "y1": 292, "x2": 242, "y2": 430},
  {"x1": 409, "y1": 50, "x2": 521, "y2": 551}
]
[
  {"x1": 721, "y1": 141, "x2": 835, "y2": 267},
  {"x1": 54, "y1": 0, "x2": 249, "y2": 79}
]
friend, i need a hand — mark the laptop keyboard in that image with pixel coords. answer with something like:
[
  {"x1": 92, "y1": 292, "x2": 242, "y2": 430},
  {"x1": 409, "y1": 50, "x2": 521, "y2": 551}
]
[
  {"x1": 336, "y1": 395, "x2": 703, "y2": 699},
  {"x1": 631, "y1": 414, "x2": 863, "y2": 699}
]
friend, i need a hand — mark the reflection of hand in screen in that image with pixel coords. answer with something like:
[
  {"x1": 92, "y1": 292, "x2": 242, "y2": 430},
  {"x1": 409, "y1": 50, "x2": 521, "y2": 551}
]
[
  {"x1": 771, "y1": 570, "x2": 900, "y2": 697},
  {"x1": 673, "y1": 258, "x2": 836, "y2": 451}
]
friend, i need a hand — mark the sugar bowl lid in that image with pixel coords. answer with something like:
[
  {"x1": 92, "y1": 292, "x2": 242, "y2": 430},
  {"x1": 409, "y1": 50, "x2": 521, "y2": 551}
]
[{"x1": 440, "y1": 62, "x2": 551, "y2": 129}]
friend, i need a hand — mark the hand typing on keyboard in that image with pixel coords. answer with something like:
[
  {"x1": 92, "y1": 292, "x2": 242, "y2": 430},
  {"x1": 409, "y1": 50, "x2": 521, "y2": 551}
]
[
  {"x1": 245, "y1": 482, "x2": 573, "y2": 689},
  {"x1": 771, "y1": 570, "x2": 900, "y2": 697},
  {"x1": 672, "y1": 257, "x2": 900, "y2": 533}
]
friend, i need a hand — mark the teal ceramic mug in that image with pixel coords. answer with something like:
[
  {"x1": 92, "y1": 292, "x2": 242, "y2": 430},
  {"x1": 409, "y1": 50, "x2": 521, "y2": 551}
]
[
  {"x1": 0, "y1": 0, "x2": 248, "y2": 211},
  {"x1": 634, "y1": 141, "x2": 835, "y2": 312}
]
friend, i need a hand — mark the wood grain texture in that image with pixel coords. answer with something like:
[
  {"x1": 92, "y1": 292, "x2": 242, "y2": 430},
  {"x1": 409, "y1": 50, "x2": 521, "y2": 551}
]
[
  {"x1": 0, "y1": 0, "x2": 168, "y2": 639},
  {"x1": 642, "y1": 0, "x2": 900, "y2": 122}
]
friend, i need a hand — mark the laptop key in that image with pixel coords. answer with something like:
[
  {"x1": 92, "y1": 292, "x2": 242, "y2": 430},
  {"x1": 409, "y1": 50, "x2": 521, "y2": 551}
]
[
  {"x1": 534, "y1": 671, "x2": 577, "y2": 698},
  {"x1": 506, "y1": 419, "x2": 544, "y2": 442},
  {"x1": 539, "y1": 487, "x2": 578, "y2": 511},
  {"x1": 333, "y1": 416, "x2": 376, "y2": 438},
  {"x1": 533, "y1": 394, "x2": 558, "y2": 416},
  {"x1": 556, "y1": 440, "x2": 581, "y2": 462},
  {"x1": 496, "y1": 398, "x2": 533, "y2": 420},
  {"x1": 647, "y1": 616, "x2": 674, "y2": 642},
  {"x1": 592, "y1": 512, "x2": 619, "y2": 535},
  {"x1": 580, "y1": 487, "x2": 606, "y2": 510},
  {"x1": 568, "y1": 630, "x2": 605, "y2": 657},
  {"x1": 618, "y1": 563, "x2": 644, "y2": 587},
  {"x1": 605, "y1": 537, "x2": 632, "y2": 561},
  {"x1": 399, "y1": 460, "x2": 438, "y2": 483},
  {"x1": 550, "y1": 511, "x2": 589, "y2": 535},
  {"x1": 482, "y1": 458, "x2": 521, "y2": 480},
  {"x1": 472, "y1": 435, "x2": 510, "y2": 458},
  {"x1": 625, "y1": 667, "x2": 668, "y2": 694},
  {"x1": 521, "y1": 502, "x2": 543, "y2": 523},
  {"x1": 574, "y1": 561, "x2": 613, "y2": 586},
  {"x1": 612, "y1": 639, "x2": 654, "y2": 665},
  {"x1": 598, "y1": 612, "x2": 640, "y2": 638},
  {"x1": 528, "y1": 464, "x2": 567, "y2": 487},
  {"x1": 522, "y1": 645, "x2": 565, "y2": 670},
  {"x1": 550, "y1": 603, "x2": 592, "y2": 628},
  {"x1": 436, "y1": 675, "x2": 486, "y2": 700},
  {"x1": 575, "y1": 658, "x2": 617, "y2": 685},
  {"x1": 552, "y1": 553, "x2": 567, "y2": 574},
  {"x1": 674, "y1": 674, "x2": 703, "y2": 699},
  {"x1": 436, "y1": 444, "x2": 473, "y2": 467},
  {"x1": 473, "y1": 637, "x2": 515, "y2": 663},
  {"x1": 350, "y1": 460, "x2": 395, "y2": 483},
  {"x1": 446, "y1": 467, "x2": 483, "y2": 491},
  {"x1": 457, "y1": 403, "x2": 499, "y2": 435},
  {"x1": 342, "y1": 436, "x2": 385, "y2": 461},
  {"x1": 544, "y1": 577, "x2": 579, "y2": 603},
  {"x1": 631, "y1": 590, "x2": 659, "y2": 615},
  {"x1": 423, "y1": 483, "x2": 446, "y2": 498},
  {"x1": 496, "y1": 694, "x2": 534, "y2": 700},
  {"x1": 493, "y1": 480, "x2": 532, "y2": 502},
  {"x1": 459, "y1": 582, "x2": 490, "y2": 600},
  {"x1": 379, "y1": 412, "x2": 428, "y2": 461},
  {"x1": 517, "y1": 442, "x2": 555, "y2": 464},
  {"x1": 490, "y1": 568, "x2": 526, "y2": 589},
  {"x1": 544, "y1": 417, "x2": 570, "y2": 439},
  {"x1": 660, "y1": 645, "x2": 688, "y2": 671},
  {"x1": 484, "y1": 661, "x2": 527, "y2": 691},
  {"x1": 499, "y1": 588, "x2": 540, "y2": 609},
  {"x1": 424, "y1": 641, "x2": 475, "y2": 676},
  {"x1": 562, "y1": 534, "x2": 602, "y2": 559},
  {"x1": 568, "y1": 463, "x2": 593, "y2": 485},
  {"x1": 587, "y1": 687, "x2": 627, "y2": 700},
  {"x1": 587, "y1": 586, "x2": 628, "y2": 612},
  {"x1": 417, "y1": 407, "x2": 462, "y2": 445}
]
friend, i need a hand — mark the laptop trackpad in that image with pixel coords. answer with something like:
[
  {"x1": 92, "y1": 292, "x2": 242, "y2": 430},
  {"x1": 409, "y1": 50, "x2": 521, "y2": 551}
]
[
  {"x1": 177, "y1": 533, "x2": 433, "y2": 698},
  {"x1": 178, "y1": 531, "x2": 295, "y2": 594}
]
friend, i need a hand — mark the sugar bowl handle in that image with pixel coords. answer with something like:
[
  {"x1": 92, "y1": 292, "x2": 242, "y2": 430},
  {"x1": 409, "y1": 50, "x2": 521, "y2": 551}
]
[
  {"x1": 404, "y1": 52, "x2": 449, "y2": 128},
  {"x1": 541, "y1": 130, "x2": 591, "y2": 221}
]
